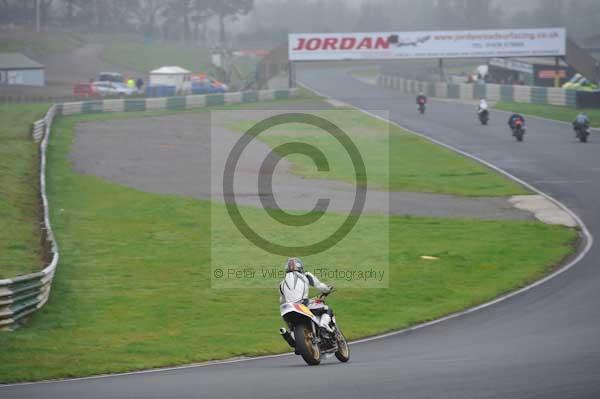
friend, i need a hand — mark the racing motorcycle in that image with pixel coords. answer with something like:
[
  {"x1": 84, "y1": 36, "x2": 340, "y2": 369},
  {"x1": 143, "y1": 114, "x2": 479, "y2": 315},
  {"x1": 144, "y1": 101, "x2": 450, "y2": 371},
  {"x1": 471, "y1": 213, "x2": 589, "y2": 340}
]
[
  {"x1": 279, "y1": 292, "x2": 350, "y2": 366},
  {"x1": 512, "y1": 119, "x2": 526, "y2": 142},
  {"x1": 478, "y1": 108, "x2": 489, "y2": 125},
  {"x1": 574, "y1": 124, "x2": 590, "y2": 143}
]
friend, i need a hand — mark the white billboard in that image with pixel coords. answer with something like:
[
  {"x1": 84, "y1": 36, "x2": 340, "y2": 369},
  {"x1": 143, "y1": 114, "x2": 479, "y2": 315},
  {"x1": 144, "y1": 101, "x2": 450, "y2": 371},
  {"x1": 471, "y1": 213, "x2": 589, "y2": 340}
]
[{"x1": 289, "y1": 28, "x2": 566, "y2": 61}]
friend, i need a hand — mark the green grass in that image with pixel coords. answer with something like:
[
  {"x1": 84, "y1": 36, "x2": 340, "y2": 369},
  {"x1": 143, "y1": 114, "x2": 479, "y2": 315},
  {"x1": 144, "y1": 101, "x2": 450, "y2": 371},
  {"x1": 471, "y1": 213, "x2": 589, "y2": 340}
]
[
  {"x1": 0, "y1": 32, "x2": 83, "y2": 55},
  {"x1": 227, "y1": 109, "x2": 529, "y2": 197},
  {"x1": 0, "y1": 102, "x2": 577, "y2": 382},
  {"x1": 102, "y1": 39, "x2": 213, "y2": 74},
  {"x1": 0, "y1": 104, "x2": 50, "y2": 279},
  {"x1": 495, "y1": 102, "x2": 600, "y2": 128}
]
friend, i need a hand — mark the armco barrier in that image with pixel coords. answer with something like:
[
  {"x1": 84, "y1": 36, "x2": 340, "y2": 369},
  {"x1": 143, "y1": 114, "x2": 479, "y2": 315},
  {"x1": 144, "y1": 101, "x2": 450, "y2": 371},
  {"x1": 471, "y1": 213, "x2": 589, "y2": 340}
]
[
  {"x1": 378, "y1": 74, "x2": 578, "y2": 107},
  {"x1": 1, "y1": 105, "x2": 59, "y2": 331},
  {"x1": 1, "y1": 88, "x2": 298, "y2": 331}
]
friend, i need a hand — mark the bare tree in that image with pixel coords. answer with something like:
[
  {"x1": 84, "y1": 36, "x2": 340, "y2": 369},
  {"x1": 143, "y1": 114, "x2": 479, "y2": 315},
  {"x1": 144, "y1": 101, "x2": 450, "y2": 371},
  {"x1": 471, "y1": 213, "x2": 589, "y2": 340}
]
[
  {"x1": 130, "y1": 0, "x2": 164, "y2": 39},
  {"x1": 210, "y1": 0, "x2": 253, "y2": 46},
  {"x1": 191, "y1": 0, "x2": 215, "y2": 44}
]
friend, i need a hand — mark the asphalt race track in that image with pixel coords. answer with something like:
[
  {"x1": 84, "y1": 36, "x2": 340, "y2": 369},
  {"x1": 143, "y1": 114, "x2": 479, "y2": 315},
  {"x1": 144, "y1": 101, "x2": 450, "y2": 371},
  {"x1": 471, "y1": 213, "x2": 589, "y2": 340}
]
[{"x1": 3, "y1": 67, "x2": 600, "y2": 398}]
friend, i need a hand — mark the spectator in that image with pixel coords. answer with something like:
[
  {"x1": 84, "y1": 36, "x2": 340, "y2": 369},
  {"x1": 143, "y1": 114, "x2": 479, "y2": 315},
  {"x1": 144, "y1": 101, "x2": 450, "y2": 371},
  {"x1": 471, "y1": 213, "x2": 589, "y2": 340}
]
[{"x1": 136, "y1": 77, "x2": 144, "y2": 92}]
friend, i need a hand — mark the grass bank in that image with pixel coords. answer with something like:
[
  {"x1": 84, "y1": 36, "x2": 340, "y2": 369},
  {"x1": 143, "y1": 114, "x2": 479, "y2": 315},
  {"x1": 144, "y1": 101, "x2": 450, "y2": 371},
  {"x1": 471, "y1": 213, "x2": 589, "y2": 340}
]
[
  {"x1": 0, "y1": 104, "x2": 49, "y2": 279},
  {"x1": 494, "y1": 101, "x2": 600, "y2": 128},
  {"x1": 101, "y1": 39, "x2": 212, "y2": 74},
  {"x1": 0, "y1": 31, "x2": 83, "y2": 55},
  {"x1": 0, "y1": 100, "x2": 577, "y2": 382},
  {"x1": 228, "y1": 109, "x2": 529, "y2": 197}
]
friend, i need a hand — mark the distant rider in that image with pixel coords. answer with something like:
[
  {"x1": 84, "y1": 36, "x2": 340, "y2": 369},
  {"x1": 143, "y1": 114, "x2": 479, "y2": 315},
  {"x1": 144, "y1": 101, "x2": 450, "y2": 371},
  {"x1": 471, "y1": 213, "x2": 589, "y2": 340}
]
[
  {"x1": 508, "y1": 113, "x2": 525, "y2": 130},
  {"x1": 279, "y1": 258, "x2": 335, "y2": 333},
  {"x1": 478, "y1": 98, "x2": 489, "y2": 114},
  {"x1": 573, "y1": 112, "x2": 590, "y2": 132},
  {"x1": 416, "y1": 91, "x2": 427, "y2": 107}
]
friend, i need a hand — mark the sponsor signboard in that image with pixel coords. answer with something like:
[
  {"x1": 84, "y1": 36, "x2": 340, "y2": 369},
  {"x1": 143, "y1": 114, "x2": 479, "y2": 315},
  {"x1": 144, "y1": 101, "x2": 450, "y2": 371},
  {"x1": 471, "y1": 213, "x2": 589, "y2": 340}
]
[
  {"x1": 289, "y1": 28, "x2": 566, "y2": 61},
  {"x1": 538, "y1": 69, "x2": 567, "y2": 79}
]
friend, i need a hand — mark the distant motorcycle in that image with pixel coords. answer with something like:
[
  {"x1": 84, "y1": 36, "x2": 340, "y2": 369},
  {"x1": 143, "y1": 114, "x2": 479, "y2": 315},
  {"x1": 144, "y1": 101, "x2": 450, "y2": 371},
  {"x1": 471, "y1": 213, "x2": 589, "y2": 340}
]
[
  {"x1": 478, "y1": 109, "x2": 489, "y2": 125},
  {"x1": 574, "y1": 124, "x2": 590, "y2": 143},
  {"x1": 279, "y1": 292, "x2": 350, "y2": 366},
  {"x1": 512, "y1": 119, "x2": 526, "y2": 142}
]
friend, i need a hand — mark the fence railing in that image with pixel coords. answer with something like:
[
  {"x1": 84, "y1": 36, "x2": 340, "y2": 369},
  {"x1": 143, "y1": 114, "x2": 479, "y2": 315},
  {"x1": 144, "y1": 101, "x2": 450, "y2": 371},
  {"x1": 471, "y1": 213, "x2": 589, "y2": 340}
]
[
  {"x1": 377, "y1": 74, "x2": 578, "y2": 107},
  {"x1": 0, "y1": 88, "x2": 298, "y2": 330},
  {"x1": 0, "y1": 105, "x2": 59, "y2": 331}
]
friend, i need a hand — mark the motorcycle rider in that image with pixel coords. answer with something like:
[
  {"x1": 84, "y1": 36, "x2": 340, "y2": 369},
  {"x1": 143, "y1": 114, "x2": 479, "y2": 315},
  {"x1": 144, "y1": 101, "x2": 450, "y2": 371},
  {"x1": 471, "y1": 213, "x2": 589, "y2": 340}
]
[
  {"x1": 478, "y1": 98, "x2": 489, "y2": 113},
  {"x1": 573, "y1": 112, "x2": 590, "y2": 135},
  {"x1": 508, "y1": 113, "x2": 526, "y2": 131},
  {"x1": 416, "y1": 91, "x2": 427, "y2": 109},
  {"x1": 279, "y1": 258, "x2": 335, "y2": 333},
  {"x1": 478, "y1": 98, "x2": 489, "y2": 119}
]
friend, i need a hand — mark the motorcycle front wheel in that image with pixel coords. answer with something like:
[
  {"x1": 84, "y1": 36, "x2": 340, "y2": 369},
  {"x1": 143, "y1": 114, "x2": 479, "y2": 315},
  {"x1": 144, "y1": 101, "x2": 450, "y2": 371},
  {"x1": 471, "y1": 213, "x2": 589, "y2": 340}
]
[
  {"x1": 334, "y1": 329, "x2": 350, "y2": 363},
  {"x1": 515, "y1": 129, "x2": 525, "y2": 142},
  {"x1": 294, "y1": 324, "x2": 321, "y2": 366}
]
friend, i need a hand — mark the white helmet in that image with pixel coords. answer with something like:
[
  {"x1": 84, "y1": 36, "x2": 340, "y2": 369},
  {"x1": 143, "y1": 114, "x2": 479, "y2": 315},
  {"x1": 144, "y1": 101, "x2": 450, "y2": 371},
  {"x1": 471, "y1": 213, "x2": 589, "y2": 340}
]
[{"x1": 285, "y1": 257, "x2": 304, "y2": 274}]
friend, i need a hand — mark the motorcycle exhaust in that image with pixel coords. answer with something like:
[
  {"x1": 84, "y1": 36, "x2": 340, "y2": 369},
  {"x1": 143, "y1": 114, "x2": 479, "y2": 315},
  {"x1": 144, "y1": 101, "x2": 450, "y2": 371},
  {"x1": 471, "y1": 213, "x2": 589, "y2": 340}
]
[{"x1": 279, "y1": 328, "x2": 296, "y2": 348}]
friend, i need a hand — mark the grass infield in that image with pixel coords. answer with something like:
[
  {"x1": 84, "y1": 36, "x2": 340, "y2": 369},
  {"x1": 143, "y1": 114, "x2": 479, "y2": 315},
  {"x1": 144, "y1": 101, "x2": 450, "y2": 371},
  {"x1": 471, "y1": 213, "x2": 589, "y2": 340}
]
[
  {"x1": 228, "y1": 109, "x2": 529, "y2": 197},
  {"x1": 0, "y1": 101, "x2": 576, "y2": 382}
]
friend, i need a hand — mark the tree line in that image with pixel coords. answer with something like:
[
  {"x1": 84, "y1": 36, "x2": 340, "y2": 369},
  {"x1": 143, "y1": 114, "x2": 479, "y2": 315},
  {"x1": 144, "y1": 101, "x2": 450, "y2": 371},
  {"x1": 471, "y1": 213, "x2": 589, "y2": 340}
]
[
  {"x1": 0, "y1": 0, "x2": 253, "y2": 45},
  {"x1": 1, "y1": 0, "x2": 599, "y2": 47},
  {"x1": 241, "y1": 0, "x2": 600, "y2": 46}
]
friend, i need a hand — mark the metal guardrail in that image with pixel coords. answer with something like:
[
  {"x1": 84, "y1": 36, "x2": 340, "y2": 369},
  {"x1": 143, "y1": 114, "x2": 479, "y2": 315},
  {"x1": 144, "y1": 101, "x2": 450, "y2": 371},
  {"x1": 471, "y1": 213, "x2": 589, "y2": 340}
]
[
  {"x1": 1, "y1": 105, "x2": 59, "y2": 331},
  {"x1": 0, "y1": 88, "x2": 298, "y2": 331}
]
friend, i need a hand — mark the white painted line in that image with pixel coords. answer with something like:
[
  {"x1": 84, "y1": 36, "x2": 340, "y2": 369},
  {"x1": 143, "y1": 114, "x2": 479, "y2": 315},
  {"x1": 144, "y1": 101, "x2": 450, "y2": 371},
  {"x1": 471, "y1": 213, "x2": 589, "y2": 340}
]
[
  {"x1": 1, "y1": 81, "x2": 594, "y2": 389},
  {"x1": 298, "y1": 81, "x2": 593, "y2": 343},
  {"x1": 534, "y1": 180, "x2": 593, "y2": 185},
  {"x1": 0, "y1": 353, "x2": 293, "y2": 388}
]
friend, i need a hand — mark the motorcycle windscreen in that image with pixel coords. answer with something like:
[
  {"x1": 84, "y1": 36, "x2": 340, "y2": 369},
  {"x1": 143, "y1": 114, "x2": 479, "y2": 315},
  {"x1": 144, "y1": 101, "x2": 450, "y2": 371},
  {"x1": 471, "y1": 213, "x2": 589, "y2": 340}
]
[{"x1": 280, "y1": 273, "x2": 309, "y2": 304}]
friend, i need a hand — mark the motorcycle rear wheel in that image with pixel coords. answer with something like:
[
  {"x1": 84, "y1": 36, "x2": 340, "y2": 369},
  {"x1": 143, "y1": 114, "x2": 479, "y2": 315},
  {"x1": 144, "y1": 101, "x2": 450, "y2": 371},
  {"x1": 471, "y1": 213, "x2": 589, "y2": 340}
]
[{"x1": 294, "y1": 324, "x2": 321, "y2": 366}]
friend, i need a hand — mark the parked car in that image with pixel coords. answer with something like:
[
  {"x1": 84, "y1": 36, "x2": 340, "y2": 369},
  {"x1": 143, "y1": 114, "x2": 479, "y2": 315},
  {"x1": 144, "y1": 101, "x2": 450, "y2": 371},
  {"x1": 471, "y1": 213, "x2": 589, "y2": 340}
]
[
  {"x1": 98, "y1": 72, "x2": 124, "y2": 83},
  {"x1": 191, "y1": 74, "x2": 228, "y2": 94},
  {"x1": 92, "y1": 81, "x2": 137, "y2": 96},
  {"x1": 73, "y1": 82, "x2": 99, "y2": 98}
]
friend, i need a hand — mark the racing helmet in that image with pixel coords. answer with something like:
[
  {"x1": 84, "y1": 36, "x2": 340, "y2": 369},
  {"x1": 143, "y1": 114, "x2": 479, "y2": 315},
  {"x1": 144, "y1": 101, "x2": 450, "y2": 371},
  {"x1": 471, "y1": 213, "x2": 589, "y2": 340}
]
[{"x1": 285, "y1": 257, "x2": 304, "y2": 274}]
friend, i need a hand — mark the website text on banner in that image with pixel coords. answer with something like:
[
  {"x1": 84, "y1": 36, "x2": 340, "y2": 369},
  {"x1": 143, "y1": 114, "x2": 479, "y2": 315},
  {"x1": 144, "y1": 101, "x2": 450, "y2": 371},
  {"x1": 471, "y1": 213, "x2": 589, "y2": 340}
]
[{"x1": 289, "y1": 28, "x2": 566, "y2": 61}]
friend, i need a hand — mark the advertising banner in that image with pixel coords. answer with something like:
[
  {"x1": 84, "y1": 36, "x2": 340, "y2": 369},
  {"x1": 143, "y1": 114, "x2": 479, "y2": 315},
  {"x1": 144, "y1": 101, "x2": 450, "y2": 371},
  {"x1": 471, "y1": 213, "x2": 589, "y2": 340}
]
[{"x1": 289, "y1": 28, "x2": 566, "y2": 61}]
